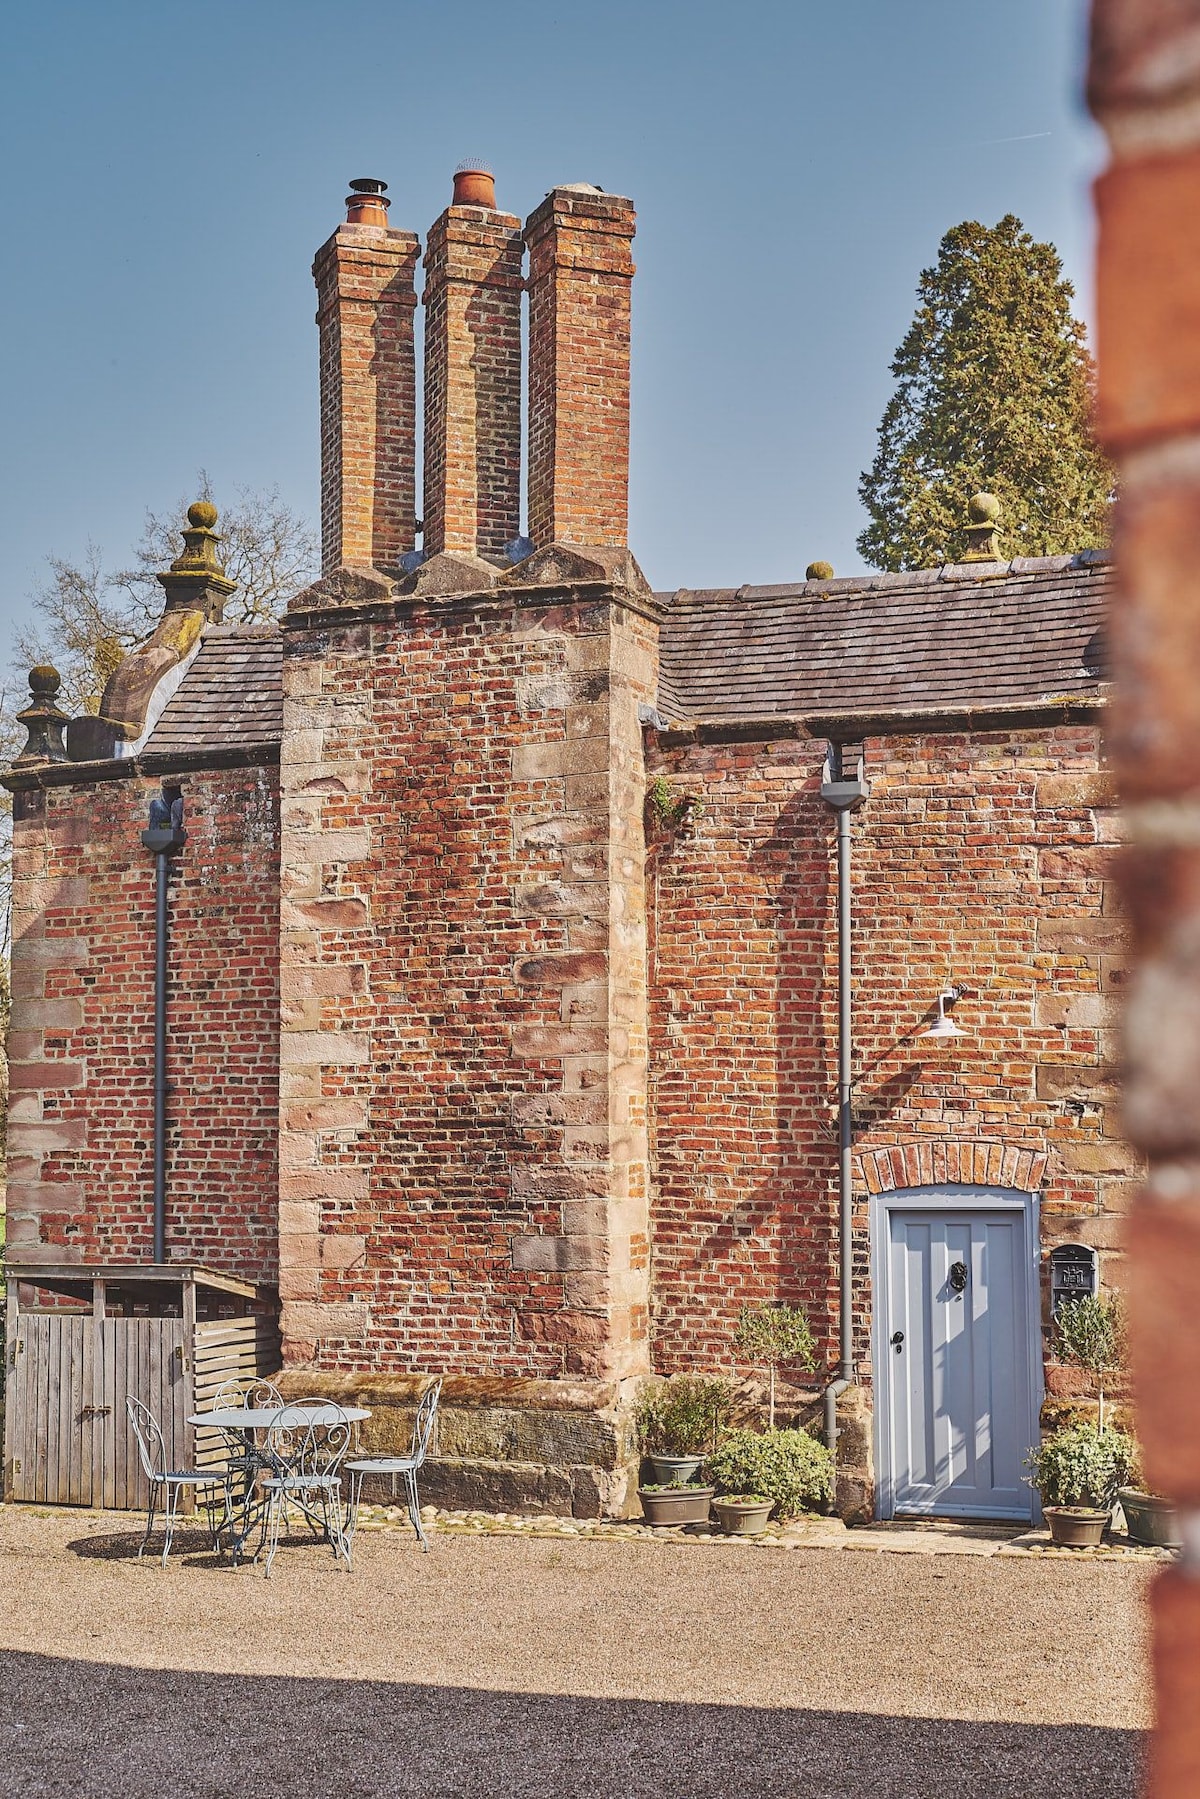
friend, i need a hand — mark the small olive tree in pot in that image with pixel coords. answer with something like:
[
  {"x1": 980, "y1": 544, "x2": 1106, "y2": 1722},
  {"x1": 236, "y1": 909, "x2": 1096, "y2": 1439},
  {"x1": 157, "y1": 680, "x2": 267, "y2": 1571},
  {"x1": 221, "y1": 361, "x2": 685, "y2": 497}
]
[{"x1": 732, "y1": 1303, "x2": 816, "y2": 1430}]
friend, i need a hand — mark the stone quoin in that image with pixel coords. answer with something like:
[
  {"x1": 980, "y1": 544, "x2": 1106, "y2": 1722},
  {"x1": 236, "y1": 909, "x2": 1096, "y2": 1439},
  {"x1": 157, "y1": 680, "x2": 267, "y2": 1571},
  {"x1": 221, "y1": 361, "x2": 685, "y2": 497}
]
[{"x1": 3, "y1": 166, "x2": 1128, "y2": 1522}]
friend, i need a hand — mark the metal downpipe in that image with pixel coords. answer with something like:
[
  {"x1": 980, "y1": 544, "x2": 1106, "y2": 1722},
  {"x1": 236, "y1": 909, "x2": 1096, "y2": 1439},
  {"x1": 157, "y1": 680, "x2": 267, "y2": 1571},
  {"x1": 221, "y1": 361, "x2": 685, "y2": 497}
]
[
  {"x1": 142, "y1": 791, "x2": 186, "y2": 1264},
  {"x1": 152, "y1": 849, "x2": 169, "y2": 1263},
  {"x1": 819, "y1": 751, "x2": 869, "y2": 1464}
]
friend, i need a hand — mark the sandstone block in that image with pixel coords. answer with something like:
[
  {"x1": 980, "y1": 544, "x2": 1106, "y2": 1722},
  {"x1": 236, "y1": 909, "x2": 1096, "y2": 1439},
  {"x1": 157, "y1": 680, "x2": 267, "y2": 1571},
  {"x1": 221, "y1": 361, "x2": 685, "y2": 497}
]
[
  {"x1": 320, "y1": 1234, "x2": 368, "y2": 1269},
  {"x1": 511, "y1": 1234, "x2": 608, "y2": 1272},
  {"x1": 278, "y1": 1265, "x2": 320, "y2": 1300},
  {"x1": 511, "y1": 1023, "x2": 607, "y2": 1058},
  {"x1": 515, "y1": 950, "x2": 607, "y2": 986},
  {"x1": 1035, "y1": 1062, "x2": 1119, "y2": 1102},
  {"x1": 280, "y1": 1167, "x2": 371, "y2": 1203},
  {"x1": 1036, "y1": 772, "x2": 1118, "y2": 809},
  {"x1": 281, "y1": 1301, "x2": 370, "y2": 1342},
  {"x1": 279, "y1": 1030, "x2": 370, "y2": 1067},
  {"x1": 1037, "y1": 917, "x2": 1129, "y2": 955},
  {"x1": 278, "y1": 1200, "x2": 321, "y2": 1238},
  {"x1": 1035, "y1": 992, "x2": 1120, "y2": 1029},
  {"x1": 1054, "y1": 1139, "x2": 1146, "y2": 1176}
]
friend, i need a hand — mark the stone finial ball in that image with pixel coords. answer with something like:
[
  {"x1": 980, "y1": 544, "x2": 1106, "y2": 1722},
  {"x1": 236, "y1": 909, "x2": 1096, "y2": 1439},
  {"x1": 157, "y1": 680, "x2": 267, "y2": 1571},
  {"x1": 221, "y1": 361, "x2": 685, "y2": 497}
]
[
  {"x1": 968, "y1": 492, "x2": 1001, "y2": 523},
  {"x1": 188, "y1": 500, "x2": 219, "y2": 530},
  {"x1": 806, "y1": 560, "x2": 835, "y2": 581},
  {"x1": 29, "y1": 664, "x2": 61, "y2": 696}
]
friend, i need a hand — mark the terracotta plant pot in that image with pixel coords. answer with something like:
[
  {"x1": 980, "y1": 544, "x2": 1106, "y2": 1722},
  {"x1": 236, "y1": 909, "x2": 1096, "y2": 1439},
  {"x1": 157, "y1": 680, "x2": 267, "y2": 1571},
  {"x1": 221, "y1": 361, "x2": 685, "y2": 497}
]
[
  {"x1": 713, "y1": 1495, "x2": 774, "y2": 1537},
  {"x1": 638, "y1": 1485, "x2": 714, "y2": 1529},
  {"x1": 1117, "y1": 1488, "x2": 1182, "y2": 1549},
  {"x1": 647, "y1": 1453, "x2": 704, "y2": 1486},
  {"x1": 1045, "y1": 1505, "x2": 1109, "y2": 1548}
]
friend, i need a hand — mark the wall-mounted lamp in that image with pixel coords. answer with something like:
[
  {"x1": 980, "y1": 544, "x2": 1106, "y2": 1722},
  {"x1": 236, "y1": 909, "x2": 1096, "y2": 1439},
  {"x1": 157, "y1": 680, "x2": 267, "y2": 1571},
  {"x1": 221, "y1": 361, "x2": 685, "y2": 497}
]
[{"x1": 923, "y1": 984, "x2": 964, "y2": 1040}]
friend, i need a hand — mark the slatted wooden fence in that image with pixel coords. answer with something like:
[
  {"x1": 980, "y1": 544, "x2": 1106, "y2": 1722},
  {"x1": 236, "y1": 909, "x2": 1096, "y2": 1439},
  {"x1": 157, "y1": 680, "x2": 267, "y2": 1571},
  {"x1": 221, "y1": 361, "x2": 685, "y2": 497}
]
[{"x1": 4, "y1": 1293, "x2": 281, "y2": 1511}]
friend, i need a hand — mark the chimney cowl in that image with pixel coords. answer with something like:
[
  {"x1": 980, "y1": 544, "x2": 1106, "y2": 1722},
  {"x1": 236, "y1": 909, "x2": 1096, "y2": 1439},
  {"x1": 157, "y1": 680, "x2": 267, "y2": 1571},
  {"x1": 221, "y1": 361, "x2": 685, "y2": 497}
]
[
  {"x1": 452, "y1": 161, "x2": 497, "y2": 209},
  {"x1": 345, "y1": 178, "x2": 391, "y2": 226}
]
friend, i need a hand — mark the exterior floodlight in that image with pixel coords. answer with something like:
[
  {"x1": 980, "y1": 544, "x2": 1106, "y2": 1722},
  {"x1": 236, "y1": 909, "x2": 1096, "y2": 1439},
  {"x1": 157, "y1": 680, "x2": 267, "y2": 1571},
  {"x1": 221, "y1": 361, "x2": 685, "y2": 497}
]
[{"x1": 923, "y1": 985, "x2": 965, "y2": 1040}]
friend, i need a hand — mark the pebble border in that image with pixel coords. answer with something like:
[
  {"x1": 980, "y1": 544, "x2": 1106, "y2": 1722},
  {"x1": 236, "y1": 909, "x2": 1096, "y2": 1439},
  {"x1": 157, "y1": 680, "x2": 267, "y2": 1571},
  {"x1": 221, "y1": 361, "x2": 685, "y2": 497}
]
[{"x1": 352, "y1": 1503, "x2": 1176, "y2": 1560}]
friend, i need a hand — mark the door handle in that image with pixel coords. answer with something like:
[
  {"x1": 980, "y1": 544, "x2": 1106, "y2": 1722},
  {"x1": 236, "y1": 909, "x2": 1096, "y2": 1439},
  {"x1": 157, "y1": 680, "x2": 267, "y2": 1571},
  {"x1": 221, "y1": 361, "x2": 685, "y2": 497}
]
[{"x1": 890, "y1": 1331, "x2": 904, "y2": 1352}]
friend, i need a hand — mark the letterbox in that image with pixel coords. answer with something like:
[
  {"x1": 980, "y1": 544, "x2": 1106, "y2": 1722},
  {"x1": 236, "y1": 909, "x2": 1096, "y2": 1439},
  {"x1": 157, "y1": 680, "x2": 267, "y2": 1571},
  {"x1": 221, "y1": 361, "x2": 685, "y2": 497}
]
[{"x1": 1048, "y1": 1243, "x2": 1098, "y2": 1318}]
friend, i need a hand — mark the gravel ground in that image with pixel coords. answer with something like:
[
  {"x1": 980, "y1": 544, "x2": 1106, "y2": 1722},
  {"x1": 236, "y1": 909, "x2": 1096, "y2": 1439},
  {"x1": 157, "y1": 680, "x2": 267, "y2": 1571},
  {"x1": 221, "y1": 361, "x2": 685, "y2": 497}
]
[{"x1": 0, "y1": 1505, "x2": 1152, "y2": 1798}]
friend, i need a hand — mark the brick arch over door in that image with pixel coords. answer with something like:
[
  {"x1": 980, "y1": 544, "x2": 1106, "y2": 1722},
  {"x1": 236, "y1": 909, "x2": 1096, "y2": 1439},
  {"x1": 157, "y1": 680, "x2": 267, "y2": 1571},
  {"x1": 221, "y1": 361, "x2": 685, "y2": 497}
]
[{"x1": 857, "y1": 1141, "x2": 1048, "y2": 1197}]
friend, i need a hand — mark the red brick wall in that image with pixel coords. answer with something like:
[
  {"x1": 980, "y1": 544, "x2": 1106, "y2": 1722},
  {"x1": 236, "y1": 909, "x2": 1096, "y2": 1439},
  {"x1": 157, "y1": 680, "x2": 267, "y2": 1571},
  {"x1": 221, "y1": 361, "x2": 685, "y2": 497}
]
[
  {"x1": 278, "y1": 585, "x2": 654, "y2": 1380},
  {"x1": 6, "y1": 766, "x2": 280, "y2": 1280},
  {"x1": 313, "y1": 219, "x2": 420, "y2": 575},
  {"x1": 645, "y1": 722, "x2": 1132, "y2": 1383},
  {"x1": 422, "y1": 204, "x2": 524, "y2": 558},
  {"x1": 524, "y1": 189, "x2": 635, "y2": 549}
]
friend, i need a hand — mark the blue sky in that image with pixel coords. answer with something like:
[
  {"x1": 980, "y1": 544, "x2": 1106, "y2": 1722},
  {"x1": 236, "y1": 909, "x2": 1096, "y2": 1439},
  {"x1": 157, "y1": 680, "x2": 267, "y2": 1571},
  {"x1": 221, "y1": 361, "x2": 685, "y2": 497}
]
[{"x1": 0, "y1": 0, "x2": 1102, "y2": 676}]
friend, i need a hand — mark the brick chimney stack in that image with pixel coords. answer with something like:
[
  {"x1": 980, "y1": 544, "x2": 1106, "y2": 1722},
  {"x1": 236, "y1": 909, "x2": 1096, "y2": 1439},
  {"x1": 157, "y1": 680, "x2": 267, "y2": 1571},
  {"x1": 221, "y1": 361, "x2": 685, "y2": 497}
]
[
  {"x1": 422, "y1": 164, "x2": 524, "y2": 559},
  {"x1": 524, "y1": 186, "x2": 636, "y2": 549},
  {"x1": 313, "y1": 179, "x2": 420, "y2": 574}
]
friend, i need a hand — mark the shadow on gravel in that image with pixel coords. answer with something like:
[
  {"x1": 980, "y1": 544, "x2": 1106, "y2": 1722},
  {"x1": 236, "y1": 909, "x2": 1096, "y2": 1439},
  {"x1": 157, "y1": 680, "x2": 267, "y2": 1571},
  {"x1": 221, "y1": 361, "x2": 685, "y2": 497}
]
[
  {"x1": 67, "y1": 1529, "x2": 214, "y2": 1562},
  {"x1": 0, "y1": 1649, "x2": 1143, "y2": 1799}
]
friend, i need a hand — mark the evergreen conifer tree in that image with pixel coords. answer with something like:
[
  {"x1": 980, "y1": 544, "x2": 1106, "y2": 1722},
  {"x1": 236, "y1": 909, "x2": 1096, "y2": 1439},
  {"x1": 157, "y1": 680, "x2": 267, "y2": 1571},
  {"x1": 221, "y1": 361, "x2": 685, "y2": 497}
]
[{"x1": 857, "y1": 215, "x2": 1113, "y2": 571}]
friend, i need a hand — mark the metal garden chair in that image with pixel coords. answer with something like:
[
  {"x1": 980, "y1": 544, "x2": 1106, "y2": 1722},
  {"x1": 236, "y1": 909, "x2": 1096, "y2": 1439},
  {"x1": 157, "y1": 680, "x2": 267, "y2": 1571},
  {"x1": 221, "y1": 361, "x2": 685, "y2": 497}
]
[
  {"x1": 260, "y1": 1399, "x2": 353, "y2": 1578},
  {"x1": 206, "y1": 1376, "x2": 286, "y2": 1547},
  {"x1": 125, "y1": 1396, "x2": 232, "y2": 1569},
  {"x1": 343, "y1": 1377, "x2": 442, "y2": 1559}
]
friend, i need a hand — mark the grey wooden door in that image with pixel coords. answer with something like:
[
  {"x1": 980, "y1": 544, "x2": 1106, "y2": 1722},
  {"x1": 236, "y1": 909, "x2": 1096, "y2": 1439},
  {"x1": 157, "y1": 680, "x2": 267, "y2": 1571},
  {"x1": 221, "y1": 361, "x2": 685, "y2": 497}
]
[
  {"x1": 5, "y1": 1314, "x2": 188, "y2": 1509},
  {"x1": 884, "y1": 1207, "x2": 1034, "y2": 1520}
]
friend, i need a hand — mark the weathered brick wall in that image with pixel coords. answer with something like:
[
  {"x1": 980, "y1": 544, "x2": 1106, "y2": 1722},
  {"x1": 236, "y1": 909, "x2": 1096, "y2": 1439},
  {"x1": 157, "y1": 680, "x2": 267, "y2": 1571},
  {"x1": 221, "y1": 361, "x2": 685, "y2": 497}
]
[
  {"x1": 277, "y1": 581, "x2": 655, "y2": 1383},
  {"x1": 422, "y1": 204, "x2": 524, "y2": 558},
  {"x1": 645, "y1": 721, "x2": 1133, "y2": 1386},
  {"x1": 1089, "y1": 4, "x2": 1200, "y2": 1789},
  {"x1": 524, "y1": 189, "x2": 635, "y2": 550},
  {"x1": 5, "y1": 766, "x2": 280, "y2": 1279},
  {"x1": 313, "y1": 218, "x2": 420, "y2": 574}
]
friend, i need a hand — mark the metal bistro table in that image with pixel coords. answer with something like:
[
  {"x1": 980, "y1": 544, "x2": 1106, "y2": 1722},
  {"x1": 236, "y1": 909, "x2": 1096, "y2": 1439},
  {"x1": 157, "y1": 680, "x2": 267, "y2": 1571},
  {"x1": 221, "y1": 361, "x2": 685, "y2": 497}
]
[{"x1": 188, "y1": 1403, "x2": 370, "y2": 1566}]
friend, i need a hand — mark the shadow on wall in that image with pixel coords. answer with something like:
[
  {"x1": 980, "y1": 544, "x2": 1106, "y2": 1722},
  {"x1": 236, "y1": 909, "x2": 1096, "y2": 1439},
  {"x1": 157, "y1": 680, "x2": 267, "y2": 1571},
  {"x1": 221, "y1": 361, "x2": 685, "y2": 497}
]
[{"x1": 0, "y1": 1644, "x2": 1143, "y2": 1799}]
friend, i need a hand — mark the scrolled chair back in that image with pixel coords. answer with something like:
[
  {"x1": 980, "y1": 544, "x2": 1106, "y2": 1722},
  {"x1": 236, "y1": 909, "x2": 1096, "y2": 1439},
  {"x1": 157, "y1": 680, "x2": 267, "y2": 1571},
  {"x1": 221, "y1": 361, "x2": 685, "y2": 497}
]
[
  {"x1": 126, "y1": 1396, "x2": 167, "y2": 1483},
  {"x1": 209, "y1": 1376, "x2": 284, "y2": 1415},
  {"x1": 264, "y1": 1398, "x2": 352, "y2": 1480},
  {"x1": 411, "y1": 1378, "x2": 443, "y2": 1467}
]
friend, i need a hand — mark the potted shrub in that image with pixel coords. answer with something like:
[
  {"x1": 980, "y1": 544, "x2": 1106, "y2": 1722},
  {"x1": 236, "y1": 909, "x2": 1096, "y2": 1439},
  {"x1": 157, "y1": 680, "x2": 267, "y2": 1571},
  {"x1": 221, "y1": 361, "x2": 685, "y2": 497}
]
[
  {"x1": 1025, "y1": 1421, "x2": 1135, "y2": 1547},
  {"x1": 711, "y1": 1493, "x2": 775, "y2": 1537},
  {"x1": 637, "y1": 1480, "x2": 715, "y2": 1529},
  {"x1": 1053, "y1": 1293, "x2": 1126, "y2": 1433},
  {"x1": 1116, "y1": 1446, "x2": 1182, "y2": 1549},
  {"x1": 707, "y1": 1426, "x2": 835, "y2": 1521},
  {"x1": 634, "y1": 1376, "x2": 732, "y2": 1486},
  {"x1": 732, "y1": 1302, "x2": 816, "y2": 1429}
]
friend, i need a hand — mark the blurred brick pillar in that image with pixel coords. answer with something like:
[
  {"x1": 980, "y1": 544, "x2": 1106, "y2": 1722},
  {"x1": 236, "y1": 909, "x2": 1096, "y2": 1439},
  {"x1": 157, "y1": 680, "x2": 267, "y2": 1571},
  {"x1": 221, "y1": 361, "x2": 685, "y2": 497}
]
[{"x1": 1090, "y1": 5, "x2": 1200, "y2": 1792}]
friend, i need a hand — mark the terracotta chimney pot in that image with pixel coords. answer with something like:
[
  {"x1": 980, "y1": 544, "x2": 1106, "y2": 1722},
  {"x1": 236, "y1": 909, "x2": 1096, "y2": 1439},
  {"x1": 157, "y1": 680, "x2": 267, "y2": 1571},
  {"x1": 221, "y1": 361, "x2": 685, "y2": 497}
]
[
  {"x1": 452, "y1": 162, "x2": 497, "y2": 209},
  {"x1": 345, "y1": 178, "x2": 391, "y2": 227}
]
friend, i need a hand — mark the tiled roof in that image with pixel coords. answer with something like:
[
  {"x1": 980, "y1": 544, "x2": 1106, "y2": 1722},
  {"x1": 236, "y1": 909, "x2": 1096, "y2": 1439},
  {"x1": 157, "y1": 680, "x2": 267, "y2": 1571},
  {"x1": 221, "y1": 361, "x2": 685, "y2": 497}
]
[
  {"x1": 653, "y1": 553, "x2": 1111, "y2": 726},
  {"x1": 138, "y1": 555, "x2": 1112, "y2": 755},
  {"x1": 142, "y1": 626, "x2": 283, "y2": 757}
]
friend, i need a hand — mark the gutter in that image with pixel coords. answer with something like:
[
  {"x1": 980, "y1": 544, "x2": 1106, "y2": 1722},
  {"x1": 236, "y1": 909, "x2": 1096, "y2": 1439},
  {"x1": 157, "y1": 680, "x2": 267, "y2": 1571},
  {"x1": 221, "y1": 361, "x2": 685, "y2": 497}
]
[{"x1": 819, "y1": 746, "x2": 870, "y2": 1470}]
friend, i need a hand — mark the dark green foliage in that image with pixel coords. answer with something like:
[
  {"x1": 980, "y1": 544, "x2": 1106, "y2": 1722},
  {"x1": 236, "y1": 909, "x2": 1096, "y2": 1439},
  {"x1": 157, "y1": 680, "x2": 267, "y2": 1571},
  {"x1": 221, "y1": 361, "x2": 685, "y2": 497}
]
[
  {"x1": 707, "y1": 1427, "x2": 835, "y2": 1518},
  {"x1": 634, "y1": 1376, "x2": 733, "y2": 1456},
  {"x1": 1024, "y1": 1423, "x2": 1135, "y2": 1509},
  {"x1": 858, "y1": 215, "x2": 1114, "y2": 571}
]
